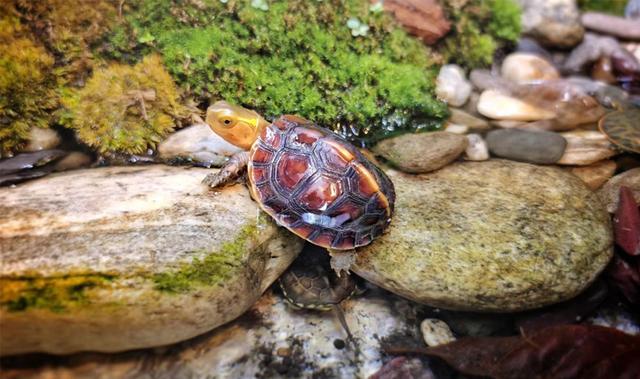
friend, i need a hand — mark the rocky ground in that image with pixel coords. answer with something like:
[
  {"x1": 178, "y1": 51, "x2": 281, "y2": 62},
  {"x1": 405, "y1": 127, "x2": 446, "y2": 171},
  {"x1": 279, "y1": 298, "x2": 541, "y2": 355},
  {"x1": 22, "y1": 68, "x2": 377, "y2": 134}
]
[{"x1": 1, "y1": 0, "x2": 640, "y2": 378}]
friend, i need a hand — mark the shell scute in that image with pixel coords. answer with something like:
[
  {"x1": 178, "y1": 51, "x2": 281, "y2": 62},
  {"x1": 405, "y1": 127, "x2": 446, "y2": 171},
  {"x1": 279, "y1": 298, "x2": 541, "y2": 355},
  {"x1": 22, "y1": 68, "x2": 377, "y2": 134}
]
[{"x1": 276, "y1": 152, "x2": 310, "y2": 190}]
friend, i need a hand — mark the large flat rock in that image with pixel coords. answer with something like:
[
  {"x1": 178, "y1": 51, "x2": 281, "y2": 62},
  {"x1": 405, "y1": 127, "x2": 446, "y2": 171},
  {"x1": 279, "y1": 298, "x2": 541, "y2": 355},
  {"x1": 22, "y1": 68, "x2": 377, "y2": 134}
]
[
  {"x1": 0, "y1": 165, "x2": 303, "y2": 355},
  {"x1": 353, "y1": 160, "x2": 613, "y2": 312}
]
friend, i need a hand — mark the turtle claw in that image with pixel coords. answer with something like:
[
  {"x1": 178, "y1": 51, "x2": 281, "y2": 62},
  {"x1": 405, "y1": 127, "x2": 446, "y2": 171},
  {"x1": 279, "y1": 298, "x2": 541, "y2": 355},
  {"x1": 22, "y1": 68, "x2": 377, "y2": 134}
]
[
  {"x1": 202, "y1": 172, "x2": 225, "y2": 189},
  {"x1": 203, "y1": 151, "x2": 250, "y2": 190},
  {"x1": 328, "y1": 250, "x2": 356, "y2": 276}
]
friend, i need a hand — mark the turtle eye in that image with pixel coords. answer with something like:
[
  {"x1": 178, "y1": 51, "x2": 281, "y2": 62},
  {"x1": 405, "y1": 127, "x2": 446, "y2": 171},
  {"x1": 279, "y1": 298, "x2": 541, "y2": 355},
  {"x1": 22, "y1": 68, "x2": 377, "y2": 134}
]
[{"x1": 219, "y1": 117, "x2": 236, "y2": 128}]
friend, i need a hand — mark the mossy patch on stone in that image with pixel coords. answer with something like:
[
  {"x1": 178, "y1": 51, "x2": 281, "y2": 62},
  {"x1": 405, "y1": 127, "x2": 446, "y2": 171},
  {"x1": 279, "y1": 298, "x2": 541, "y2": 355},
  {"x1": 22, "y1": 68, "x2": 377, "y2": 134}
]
[
  {"x1": 0, "y1": 274, "x2": 116, "y2": 313},
  {"x1": 13, "y1": 0, "x2": 119, "y2": 85},
  {"x1": 440, "y1": 0, "x2": 521, "y2": 68},
  {"x1": 101, "y1": 0, "x2": 448, "y2": 143},
  {"x1": 153, "y1": 219, "x2": 265, "y2": 294},
  {"x1": 0, "y1": 4, "x2": 59, "y2": 157},
  {"x1": 578, "y1": 0, "x2": 627, "y2": 16},
  {"x1": 60, "y1": 54, "x2": 189, "y2": 154}
]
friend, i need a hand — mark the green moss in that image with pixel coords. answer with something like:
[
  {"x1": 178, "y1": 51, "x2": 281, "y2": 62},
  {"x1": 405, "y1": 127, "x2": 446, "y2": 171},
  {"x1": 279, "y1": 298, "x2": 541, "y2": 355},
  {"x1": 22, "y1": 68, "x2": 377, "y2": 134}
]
[
  {"x1": 13, "y1": 0, "x2": 119, "y2": 85},
  {"x1": 487, "y1": 0, "x2": 522, "y2": 42},
  {"x1": 101, "y1": 0, "x2": 448, "y2": 143},
  {"x1": 440, "y1": 0, "x2": 521, "y2": 68},
  {"x1": 0, "y1": 274, "x2": 115, "y2": 313},
  {"x1": 60, "y1": 55, "x2": 189, "y2": 154},
  {"x1": 0, "y1": 6, "x2": 59, "y2": 157},
  {"x1": 578, "y1": 0, "x2": 627, "y2": 15},
  {"x1": 153, "y1": 221, "x2": 261, "y2": 293}
]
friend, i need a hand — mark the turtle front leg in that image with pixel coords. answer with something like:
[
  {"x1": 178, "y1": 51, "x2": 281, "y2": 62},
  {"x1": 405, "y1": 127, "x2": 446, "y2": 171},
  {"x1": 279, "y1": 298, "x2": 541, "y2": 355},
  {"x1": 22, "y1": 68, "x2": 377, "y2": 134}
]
[{"x1": 202, "y1": 151, "x2": 250, "y2": 189}]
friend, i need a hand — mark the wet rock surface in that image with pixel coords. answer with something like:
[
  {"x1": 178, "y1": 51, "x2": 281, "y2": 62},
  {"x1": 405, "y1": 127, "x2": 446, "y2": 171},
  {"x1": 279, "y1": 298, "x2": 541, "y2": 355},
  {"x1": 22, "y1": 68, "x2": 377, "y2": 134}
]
[
  {"x1": 0, "y1": 150, "x2": 68, "y2": 186},
  {"x1": 0, "y1": 165, "x2": 303, "y2": 355},
  {"x1": 353, "y1": 161, "x2": 613, "y2": 312}
]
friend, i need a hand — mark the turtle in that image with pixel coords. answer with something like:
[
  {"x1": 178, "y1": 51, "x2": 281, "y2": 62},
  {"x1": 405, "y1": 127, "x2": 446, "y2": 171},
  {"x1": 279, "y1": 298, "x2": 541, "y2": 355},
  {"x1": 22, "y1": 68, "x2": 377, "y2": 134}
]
[
  {"x1": 202, "y1": 101, "x2": 396, "y2": 272},
  {"x1": 598, "y1": 108, "x2": 640, "y2": 154},
  {"x1": 278, "y1": 244, "x2": 359, "y2": 350}
]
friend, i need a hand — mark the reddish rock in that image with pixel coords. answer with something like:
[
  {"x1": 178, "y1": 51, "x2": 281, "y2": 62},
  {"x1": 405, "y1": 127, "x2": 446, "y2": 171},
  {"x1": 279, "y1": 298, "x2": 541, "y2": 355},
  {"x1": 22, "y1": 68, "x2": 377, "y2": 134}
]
[
  {"x1": 615, "y1": 186, "x2": 640, "y2": 256},
  {"x1": 378, "y1": 0, "x2": 451, "y2": 45}
]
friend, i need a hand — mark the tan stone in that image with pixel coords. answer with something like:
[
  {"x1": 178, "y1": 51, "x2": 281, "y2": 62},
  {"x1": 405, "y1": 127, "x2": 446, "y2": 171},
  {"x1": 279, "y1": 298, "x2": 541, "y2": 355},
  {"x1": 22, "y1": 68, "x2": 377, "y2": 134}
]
[
  {"x1": 566, "y1": 160, "x2": 617, "y2": 190},
  {"x1": 558, "y1": 130, "x2": 619, "y2": 165},
  {"x1": 501, "y1": 53, "x2": 560, "y2": 83},
  {"x1": 477, "y1": 90, "x2": 556, "y2": 121}
]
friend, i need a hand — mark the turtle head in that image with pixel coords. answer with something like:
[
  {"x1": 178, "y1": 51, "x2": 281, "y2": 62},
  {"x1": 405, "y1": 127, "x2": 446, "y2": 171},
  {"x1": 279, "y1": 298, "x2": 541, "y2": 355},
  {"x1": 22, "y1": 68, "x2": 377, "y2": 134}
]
[{"x1": 206, "y1": 101, "x2": 269, "y2": 150}]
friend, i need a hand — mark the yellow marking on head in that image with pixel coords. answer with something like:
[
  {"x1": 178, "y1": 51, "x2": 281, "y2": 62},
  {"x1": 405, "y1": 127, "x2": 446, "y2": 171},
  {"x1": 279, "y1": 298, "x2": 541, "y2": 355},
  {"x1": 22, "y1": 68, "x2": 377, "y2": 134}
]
[{"x1": 205, "y1": 101, "x2": 269, "y2": 150}]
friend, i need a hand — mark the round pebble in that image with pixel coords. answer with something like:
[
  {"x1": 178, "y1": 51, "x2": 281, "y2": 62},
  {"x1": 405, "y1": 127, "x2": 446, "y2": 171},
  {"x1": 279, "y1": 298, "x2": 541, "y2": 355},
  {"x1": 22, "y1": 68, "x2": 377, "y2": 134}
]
[
  {"x1": 373, "y1": 132, "x2": 468, "y2": 174},
  {"x1": 477, "y1": 90, "x2": 556, "y2": 122},
  {"x1": 421, "y1": 319, "x2": 456, "y2": 347},
  {"x1": 464, "y1": 134, "x2": 489, "y2": 161},
  {"x1": 436, "y1": 64, "x2": 472, "y2": 107},
  {"x1": 501, "y1": 53, "x2": 559, "y2": 83},
  {"x1": 486, "y1": 129, "x2": 567, "y2": 164}
]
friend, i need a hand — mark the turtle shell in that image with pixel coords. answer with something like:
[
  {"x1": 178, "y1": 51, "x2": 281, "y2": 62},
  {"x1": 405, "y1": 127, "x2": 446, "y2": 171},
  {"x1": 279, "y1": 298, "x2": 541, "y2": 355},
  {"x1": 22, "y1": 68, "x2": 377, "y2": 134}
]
[
  {"x1": 248, "y1": 115, "x2": 395, "y2": 250},
  {"x1": 279, "y1": 244, "x2": 356, "y2": 310},
  {"x1": 598, "y1": 109, "x2": 640, "y2": 154}
]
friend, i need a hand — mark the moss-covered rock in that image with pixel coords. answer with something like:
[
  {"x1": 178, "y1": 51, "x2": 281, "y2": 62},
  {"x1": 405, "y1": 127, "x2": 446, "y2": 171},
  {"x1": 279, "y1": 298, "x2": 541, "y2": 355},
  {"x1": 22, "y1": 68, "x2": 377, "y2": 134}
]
[
  {"x1": 0, "y1": 5, "x2": 58, "y2": 157},
  {"x1": 60, "y1": 55, "x2": 189, "y2": 154},
  {"x1": 440, "y1": 0, "x2": 521, "y2": 68},
  {"x1": 13, "y1": 0, "x2": 119, "y2": 85},
  {"x1": 101, "y1": 0, "x2": 448, "y2": 143},
  {"x1": 578, "y1": 0, "x2": 628, "y2": 16},
  {"x1": 0, "y1": 165, "x2": 303, "y2": 355},
  {"x1": 353, "y1": 160, "x2": 612, "y2": 312}
]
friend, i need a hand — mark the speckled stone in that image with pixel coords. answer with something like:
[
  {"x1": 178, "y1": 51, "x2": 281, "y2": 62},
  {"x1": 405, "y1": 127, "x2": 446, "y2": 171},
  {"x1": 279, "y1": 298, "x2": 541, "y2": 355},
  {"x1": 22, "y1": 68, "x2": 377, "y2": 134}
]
[
  {"x1": 0, "y1": 165, "x2": 302, "y2": 355},
  {"x1": 353, "y1": 161, "x2": 613, "y2": 312},
  {"x1": 598, "y1": 168, "x2": 640, "y2": 213},
  {"x1": 567, "y1": 160, "x2": 616, "y2": 190},
  {"x1": 0, "y1": 287, "x2": 430, "y2": 378},
  {"x1": 373, "y1": 132, "x2": 467, "y2": 173}
]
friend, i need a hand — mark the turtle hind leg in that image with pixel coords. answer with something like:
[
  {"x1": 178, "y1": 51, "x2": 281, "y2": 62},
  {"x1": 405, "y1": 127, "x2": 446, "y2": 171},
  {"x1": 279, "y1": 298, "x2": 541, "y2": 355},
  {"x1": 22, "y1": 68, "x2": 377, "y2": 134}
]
[
  {"x1": 202, "y1": 151, "x2": 250, "y2": 189},
  {"x1": 328, "y1": 249, "x2": 356, "y2": 276}
]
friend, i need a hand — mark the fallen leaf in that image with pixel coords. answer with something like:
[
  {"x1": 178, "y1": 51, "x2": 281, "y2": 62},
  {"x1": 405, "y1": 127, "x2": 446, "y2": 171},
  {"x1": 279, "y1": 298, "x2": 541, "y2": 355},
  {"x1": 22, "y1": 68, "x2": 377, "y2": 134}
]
[
  {"x1": 614, "y1": 186, "x2": 640, "y2": 256},
  {"x1": 515, "y1": 280, "x2": 608, "y2": 334},
  {"x1": 384, "y1": 325, "x2": 640, "y2": 379},
  {"x1": 369, "y1": 357, "x2": 436, "y2": 379},
  {"x1": 607, "y1": 254, "x2": 640, "y2": 305}
]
